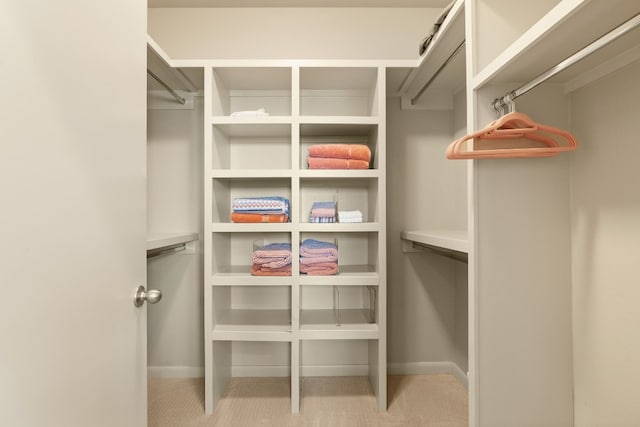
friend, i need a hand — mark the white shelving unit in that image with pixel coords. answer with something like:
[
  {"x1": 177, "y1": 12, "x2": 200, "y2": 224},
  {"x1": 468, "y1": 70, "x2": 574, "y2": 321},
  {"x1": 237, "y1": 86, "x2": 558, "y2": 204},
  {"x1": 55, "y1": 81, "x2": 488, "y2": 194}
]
[{"x1": 204, "y1": 63, "x2": 386, "y2": 414}]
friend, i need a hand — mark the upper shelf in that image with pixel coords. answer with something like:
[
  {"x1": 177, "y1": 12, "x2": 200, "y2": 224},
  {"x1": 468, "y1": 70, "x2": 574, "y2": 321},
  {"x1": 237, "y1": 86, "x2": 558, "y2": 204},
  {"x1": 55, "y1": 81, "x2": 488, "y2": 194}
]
[
  {"x1": 401, "y1": 229, "x2": 468, "y2": 262},
  {"x1": 472, "y1": 0, "x2": 640, "y2": 89},
  {"x1": 394, "y1": 0, "x2": 465, "y2": 108},
  {"x1": 147, "y1": 36, "x2": 204, "y2": 101},
  {"x1": 147, "y1": 232, "x2": 199, "y2": 251}
]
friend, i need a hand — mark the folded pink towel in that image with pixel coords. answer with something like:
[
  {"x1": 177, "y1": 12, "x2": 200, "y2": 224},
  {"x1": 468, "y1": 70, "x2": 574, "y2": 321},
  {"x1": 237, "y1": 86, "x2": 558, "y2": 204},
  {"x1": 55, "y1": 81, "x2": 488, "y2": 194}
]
[
  {"x1": 311, "y1": 208, "x2": 335, "y2": 218},
  {"x1": 308, "y1": 144, "x2": 371, "y2": 162},
  {"x1": 251, "y1": 264, "x2": 292, "y2": 276},
  {"x1": 300, "y1": 255, "x2": 338, "y2": 265},
  {"x1": 308, "y1": 157, "x2": 369, "y2": 169},
  {"x1": 300, "y1": 239, "x2": 338, "y2": 258},
  {"x1": 300, "y1": 262, "x2": 338, "y2": 275},
  {"x1": 252, "y1": 243, "x2": 292, "y2": 269}
]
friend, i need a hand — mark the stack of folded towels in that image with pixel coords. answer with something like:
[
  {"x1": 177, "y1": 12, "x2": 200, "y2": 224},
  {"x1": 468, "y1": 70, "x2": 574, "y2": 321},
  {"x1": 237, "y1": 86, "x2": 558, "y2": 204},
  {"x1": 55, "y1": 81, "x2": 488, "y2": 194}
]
[
  {"x1": 309, "y1": 201, "x2": 336, "y2": 223},
  {"x1": 251, "y1": 242, "x2": 292, "y2": 276},
  {"x1": 299, "y1": 239, "x2": 338, "y2": 276},
  {"x1": 337, "y1": 210, "x2": 363, "y2": 223},
  {"x1": 307, "y1": 144, "x2": 371, "y2": 170},
  {"x1": 231, "y1": 196, "x2": 289, "y2": 223}
]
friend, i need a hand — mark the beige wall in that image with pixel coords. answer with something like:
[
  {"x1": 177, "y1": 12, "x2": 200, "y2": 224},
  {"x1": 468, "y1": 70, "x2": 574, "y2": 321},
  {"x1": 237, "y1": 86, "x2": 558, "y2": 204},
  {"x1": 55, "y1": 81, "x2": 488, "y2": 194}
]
[
  {"x1": 148, "y1": 7, "x2": 437, "y2": 60},
  {"x1": 147, "y1": 99, "x2": 205, "y2": 375},
  {"x1": 570, "y1": 59, "x2": 640, "y2": 426},
  {"x1": 386, "y1": 96, "x2": 467, "y2": 372}
]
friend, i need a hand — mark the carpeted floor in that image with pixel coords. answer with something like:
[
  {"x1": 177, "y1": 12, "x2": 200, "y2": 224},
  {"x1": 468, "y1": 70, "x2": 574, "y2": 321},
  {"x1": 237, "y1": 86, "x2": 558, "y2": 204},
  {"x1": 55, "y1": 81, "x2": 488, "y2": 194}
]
[{"x1": 148, "y1": 374, "x2": 468, "y2": 426}]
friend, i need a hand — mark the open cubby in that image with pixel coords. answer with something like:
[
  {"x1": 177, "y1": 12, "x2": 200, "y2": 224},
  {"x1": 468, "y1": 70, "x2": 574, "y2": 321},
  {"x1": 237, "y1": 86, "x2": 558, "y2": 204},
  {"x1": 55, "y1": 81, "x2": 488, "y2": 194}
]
[
  {"x1": 211, "y1": 123, "x2": 292, "y2": 170},
  {"x1": 300, "y1": 177, "x2": 379, "y2": 223},
  {"x1": 300, "y1": 67, "x2": 379, "y2": 116},
  {"x1": 212, "y1": 178, "x2": 292, "y2": 223},
  {"x1": 300, "y1": 123, "x2": 379, "y2": 170},
  {"x1": 211, "y1": 67, "x2": 292, "y2": 116}
]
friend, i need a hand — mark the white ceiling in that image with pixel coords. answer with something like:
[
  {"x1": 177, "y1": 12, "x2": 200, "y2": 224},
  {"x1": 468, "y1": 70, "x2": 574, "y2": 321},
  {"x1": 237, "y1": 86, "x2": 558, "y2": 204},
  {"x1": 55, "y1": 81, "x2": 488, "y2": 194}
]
[{"x1": 148, "y1": 0, "x2": 451, "y2": 7}]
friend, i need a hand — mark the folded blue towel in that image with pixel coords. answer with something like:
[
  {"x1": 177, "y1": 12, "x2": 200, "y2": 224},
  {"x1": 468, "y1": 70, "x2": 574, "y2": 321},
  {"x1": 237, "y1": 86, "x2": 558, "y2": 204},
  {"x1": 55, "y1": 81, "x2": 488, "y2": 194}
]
[
  {"x1": 311, "y1": 201, "x2": 336, "y2": 209},
  {"x1": 300, "y1": 239, "x2": 337, "y2": 250},
  {"x1": 256, "y1": 242, "x2": 292, "y2": 252}
]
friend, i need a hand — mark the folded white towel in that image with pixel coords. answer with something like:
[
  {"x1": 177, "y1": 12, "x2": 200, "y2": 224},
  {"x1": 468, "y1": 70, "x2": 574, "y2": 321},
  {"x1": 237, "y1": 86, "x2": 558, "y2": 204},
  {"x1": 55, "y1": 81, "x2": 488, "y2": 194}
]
[
  {"x1": 338, "y1": 217, "x2": 363, "y2": 223},
  {"x1": 338, "y1": 210, "x2": 363, "y2": 218},
  {"x1": 230, "y1": 108, "x2": 269, "y2": 117},
  {"x1": 338, "y1": 210, "x2": 363, "y2": 223}
]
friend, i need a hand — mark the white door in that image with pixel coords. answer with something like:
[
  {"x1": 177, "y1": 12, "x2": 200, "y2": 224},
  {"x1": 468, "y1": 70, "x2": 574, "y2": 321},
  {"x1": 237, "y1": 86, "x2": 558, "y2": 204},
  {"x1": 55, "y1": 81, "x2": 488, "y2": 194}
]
[{"x1": 0, "y1": 1, "x2": 148, "y2": 426}]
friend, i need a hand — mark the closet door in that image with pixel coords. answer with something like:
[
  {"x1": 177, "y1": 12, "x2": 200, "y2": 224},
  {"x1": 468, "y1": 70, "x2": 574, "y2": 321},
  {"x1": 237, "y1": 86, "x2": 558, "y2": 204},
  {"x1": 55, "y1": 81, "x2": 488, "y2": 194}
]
[{"x1": 0, "y1": 1, "x2": 148, "y2": 426}]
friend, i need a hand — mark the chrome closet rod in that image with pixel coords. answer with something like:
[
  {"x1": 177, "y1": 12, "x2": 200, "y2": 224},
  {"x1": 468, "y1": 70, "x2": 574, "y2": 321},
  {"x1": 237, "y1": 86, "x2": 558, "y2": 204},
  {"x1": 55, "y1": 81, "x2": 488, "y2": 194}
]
[
  {"x1": 147, "y1": 69, "x2": 186, "y2": 105},
  {"x1": 493, "y1": 12, "x2": 640, "y2": 112},
  {"x1": 147, "y1": 242, "x2": 186, "y2": 260},
  {"x1": 411, "y1": 40, "x2": 466, "y2": 106}
]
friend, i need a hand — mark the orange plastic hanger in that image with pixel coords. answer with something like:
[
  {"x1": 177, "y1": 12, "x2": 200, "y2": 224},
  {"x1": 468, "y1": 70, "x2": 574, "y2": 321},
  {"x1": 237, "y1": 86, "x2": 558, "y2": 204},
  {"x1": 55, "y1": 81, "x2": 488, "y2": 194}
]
[{"x1": 446, "y1": 112, "x2": 578, "y2": 159}]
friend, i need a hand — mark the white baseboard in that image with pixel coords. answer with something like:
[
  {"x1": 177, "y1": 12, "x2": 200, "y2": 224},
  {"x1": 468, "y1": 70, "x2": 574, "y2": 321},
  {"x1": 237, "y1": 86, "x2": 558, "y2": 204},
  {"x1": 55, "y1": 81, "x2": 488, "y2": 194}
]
[
  {"x1": 147, "y1": 366, "x2": 204, "y2": 378},
  {"x1": 230, "y1": 364, "x2": 370, "y2": 377},
  {"x1": 148, "y1": 361, "x2": 468, "y2": 388},
  {"x1": 388, "y1": 361, "x2": 468, "y2": 388}
]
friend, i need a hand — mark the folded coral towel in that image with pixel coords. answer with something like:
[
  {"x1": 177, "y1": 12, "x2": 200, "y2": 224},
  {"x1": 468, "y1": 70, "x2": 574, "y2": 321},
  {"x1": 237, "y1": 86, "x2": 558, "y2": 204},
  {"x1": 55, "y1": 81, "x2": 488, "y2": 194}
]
[
  {"x1": 233, "y1": 197, "x2": 290, "y2": 216},
  {"x1": 300, "y1": 262, "x2": 338, "y2": 276},
  {"x1": 252, "y1": 242, "x2": 292, "y2": 269},
  {"x1": 308, "y1": 144, "x2": 371, "y2": 162},
  {"x1": 307, "y1": 157, "x2": 369, "y2": 170},
  {"x1": 251, "y1": 263, "x2": 292, "y2": 276},
  {"x1": 231, "y1": 212, "x2": 288, "y2": 223}
]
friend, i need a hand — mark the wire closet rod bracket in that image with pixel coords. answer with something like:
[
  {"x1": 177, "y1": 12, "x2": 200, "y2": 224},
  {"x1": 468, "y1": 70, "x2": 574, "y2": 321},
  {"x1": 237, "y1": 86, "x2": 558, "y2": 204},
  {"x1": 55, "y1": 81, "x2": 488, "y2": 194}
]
[{"x1": 492, "y1": 12, "x2": 640, "y2": 113}]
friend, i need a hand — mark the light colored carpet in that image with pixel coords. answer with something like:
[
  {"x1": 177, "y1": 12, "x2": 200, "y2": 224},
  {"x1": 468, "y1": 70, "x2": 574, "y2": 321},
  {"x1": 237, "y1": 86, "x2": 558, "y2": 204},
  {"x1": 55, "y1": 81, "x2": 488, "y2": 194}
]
[{"x1": 148, "y1": 374, "x2": 468, "y2": 427}]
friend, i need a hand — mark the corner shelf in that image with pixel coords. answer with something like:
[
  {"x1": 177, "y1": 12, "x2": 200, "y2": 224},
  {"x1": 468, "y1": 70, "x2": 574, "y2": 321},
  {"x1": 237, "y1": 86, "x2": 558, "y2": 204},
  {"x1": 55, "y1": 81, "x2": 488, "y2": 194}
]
[
  {"x1": 147, "y1": 233, "x2": 199, "y2": 259},
  {"x1": 401, "y1": 229, "x2": 468, "y2": 262}
]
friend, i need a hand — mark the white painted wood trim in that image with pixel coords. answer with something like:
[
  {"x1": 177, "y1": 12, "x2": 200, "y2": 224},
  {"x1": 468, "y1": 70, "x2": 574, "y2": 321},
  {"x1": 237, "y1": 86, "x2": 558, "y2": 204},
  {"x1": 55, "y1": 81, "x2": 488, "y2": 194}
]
[
  {"x1": 148, "y1": 361, "x2": 469, "y2": 390},
  {"x1": 148, "y1": 366, "x2": 205, "y2": 378},
  {"x1": 387, "y1": 361, "x2": 468, "y2": 388}
]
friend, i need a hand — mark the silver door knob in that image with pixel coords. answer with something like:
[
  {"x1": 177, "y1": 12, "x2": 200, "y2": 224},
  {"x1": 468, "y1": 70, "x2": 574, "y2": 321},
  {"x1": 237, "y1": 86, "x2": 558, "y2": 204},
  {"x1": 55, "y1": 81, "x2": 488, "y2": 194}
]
[{"x1": 134, "y1": 285, "x2": 163, "y2": 307}]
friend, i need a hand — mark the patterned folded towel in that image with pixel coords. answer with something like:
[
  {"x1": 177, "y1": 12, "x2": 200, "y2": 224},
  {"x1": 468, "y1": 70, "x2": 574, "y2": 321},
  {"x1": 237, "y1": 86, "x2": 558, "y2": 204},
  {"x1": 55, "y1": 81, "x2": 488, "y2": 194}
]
[
  {"x1": 233, "y1": 197, "x2": 290, "y2": 216},
  {"x1": 310, "y1": 201, "x2": 336, "y2": 220},
  {"x1": 309, "y1": 216, "x2": 336, "y2": 223}
]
